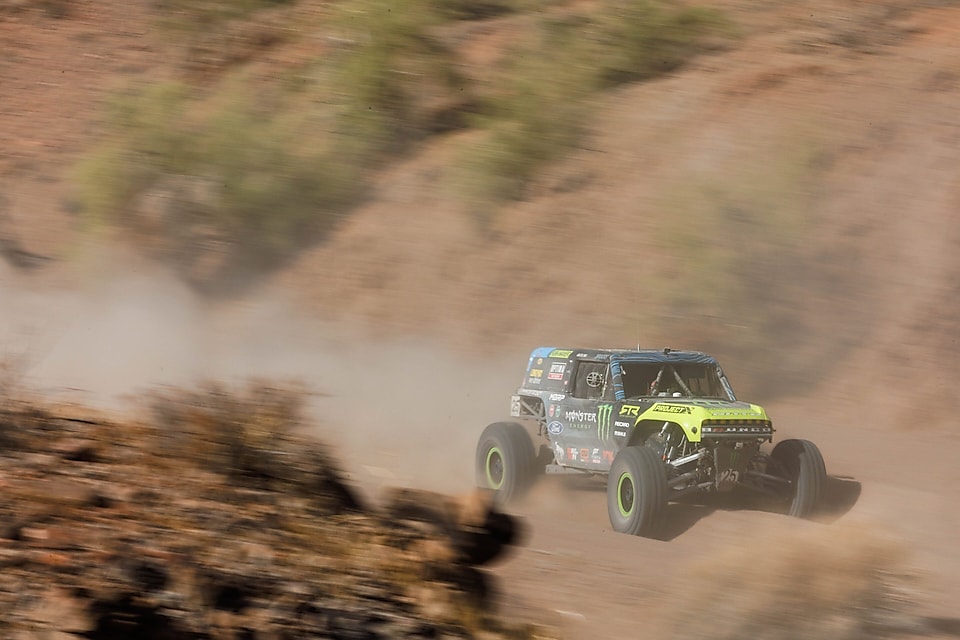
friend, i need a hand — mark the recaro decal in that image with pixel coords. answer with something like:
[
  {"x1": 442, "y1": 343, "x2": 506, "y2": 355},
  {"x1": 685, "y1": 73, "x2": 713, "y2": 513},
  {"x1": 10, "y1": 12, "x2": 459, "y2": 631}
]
[{"x1": 613, "y1": 420, "x2": 630, "y2": 438}]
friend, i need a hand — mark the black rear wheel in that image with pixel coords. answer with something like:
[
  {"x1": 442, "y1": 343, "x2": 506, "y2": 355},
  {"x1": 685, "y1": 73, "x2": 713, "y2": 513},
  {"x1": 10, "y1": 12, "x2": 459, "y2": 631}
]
[
  {"x1": 606, "y1": 446, "x2": 667, "y2": 536},
  {"x1": 475, "y1": 422, "x2": 536, "y2": 503},
  {"x1": 770, "y1": 439, "x2": 826, "y2": 518}
]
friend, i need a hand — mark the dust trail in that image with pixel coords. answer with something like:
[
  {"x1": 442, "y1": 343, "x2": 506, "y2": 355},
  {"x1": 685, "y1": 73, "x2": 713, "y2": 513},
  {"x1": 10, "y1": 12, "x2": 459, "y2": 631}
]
[{"x1": 1, "y1": 256, "x2": 522, "y2": 497}]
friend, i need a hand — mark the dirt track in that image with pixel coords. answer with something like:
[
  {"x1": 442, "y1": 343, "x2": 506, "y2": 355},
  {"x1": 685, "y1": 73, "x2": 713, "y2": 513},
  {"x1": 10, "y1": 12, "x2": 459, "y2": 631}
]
[{"x1": 323, "y1": 390, "x2": 960, "y2": 640}]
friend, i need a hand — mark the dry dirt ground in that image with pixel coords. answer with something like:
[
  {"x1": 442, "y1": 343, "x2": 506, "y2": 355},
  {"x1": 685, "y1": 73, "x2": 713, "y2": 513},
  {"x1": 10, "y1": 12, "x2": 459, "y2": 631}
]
[{"x1": 3, "y1": 1, "x2": 960, "y2": 639}]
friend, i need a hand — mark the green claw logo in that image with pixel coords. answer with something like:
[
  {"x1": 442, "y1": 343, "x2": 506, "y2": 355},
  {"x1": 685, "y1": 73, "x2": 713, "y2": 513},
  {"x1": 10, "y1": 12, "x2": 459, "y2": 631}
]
[{"x1": 598, "y1": 404, "x2": 613, "y2": 441}]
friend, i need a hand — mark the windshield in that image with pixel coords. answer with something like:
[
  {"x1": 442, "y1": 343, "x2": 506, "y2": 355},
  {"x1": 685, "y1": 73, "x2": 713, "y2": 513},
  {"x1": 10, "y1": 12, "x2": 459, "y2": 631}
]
[{"x1": 619, "y1": 362, "x2": 731, "y2": 400}]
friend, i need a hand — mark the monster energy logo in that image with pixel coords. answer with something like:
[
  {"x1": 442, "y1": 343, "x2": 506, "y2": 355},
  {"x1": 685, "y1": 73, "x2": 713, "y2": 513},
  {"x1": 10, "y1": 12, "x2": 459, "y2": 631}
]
[{"x1": 597, "y1": 404, "x2": 613, "y2": 441}]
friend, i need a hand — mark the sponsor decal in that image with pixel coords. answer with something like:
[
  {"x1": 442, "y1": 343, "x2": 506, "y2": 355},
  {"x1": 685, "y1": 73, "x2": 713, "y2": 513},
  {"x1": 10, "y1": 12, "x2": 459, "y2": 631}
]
[
  {"x1": 547, "y1": 421, "x2": 564, "y2": 435},
  {"x1": 564, "y1": 410, "x2": 597, "y2": 424},
  {"x1": 591, "y1": 448, "x2": 602, "y2": 464},
  {"x1": 548, "y1": 404, "x2": 555, "y2": 417},
  {"x1": 549, "y1": 349, "x2": 573, "y2": 359},
  {"x1": 548, "y1": 362, "x2": 566, "y2": 380},
  {"x1": 602, "y1": 450, "x2": 615, "y2": 463},
  {"x1": 613, "y1": 429, "x2": 628, "y2": 438},
  {"x1": 527, "y1": 376, "x2": 541, "y2": 386},
  {"x1": 653, "y1": 404, "x2": 692, "y2": 414},
  {"x1": 554, "y1": 442, "x2": 565, "y2": 461},
  {"x1": 597, "y1": 404, "x2": 613, "y2": 441},
  {"x1": 580, "y1": 448, "x2": 589, "y2": 462},
  {"x1": 619, "y1": 405, "x2": 641, "y2": 418},
  {"x1": 549, "y1": 393, "x2": 566, "y2": 401},
  {"x1": 529, "y1": 368, "x2": 543, "y2": 378},
  {"x1": 536, "y1": 358, "x2": 543, "y2": 365},
  {"x1": 567, "y1": 447, "x2": 579, "y2": 461}
]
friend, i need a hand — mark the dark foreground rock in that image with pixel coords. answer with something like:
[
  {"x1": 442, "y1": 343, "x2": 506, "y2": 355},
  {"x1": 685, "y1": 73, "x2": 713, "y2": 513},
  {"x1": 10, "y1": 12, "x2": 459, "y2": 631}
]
[{"x1": 0, "y1": 385, "x2": 539, "y2": 639}]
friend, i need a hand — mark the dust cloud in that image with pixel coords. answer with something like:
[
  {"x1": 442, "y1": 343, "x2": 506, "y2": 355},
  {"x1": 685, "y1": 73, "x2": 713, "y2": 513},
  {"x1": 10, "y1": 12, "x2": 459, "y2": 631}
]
[{"x1": 0, "y1": 254, "x2": 520, "y2": 499}]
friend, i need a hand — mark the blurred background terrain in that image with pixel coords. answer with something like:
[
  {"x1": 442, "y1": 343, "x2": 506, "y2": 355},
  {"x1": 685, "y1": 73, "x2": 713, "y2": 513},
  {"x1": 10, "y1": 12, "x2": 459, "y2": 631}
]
[{"x1": 2, "y1": 0, "x2": 960, "y2": 638}]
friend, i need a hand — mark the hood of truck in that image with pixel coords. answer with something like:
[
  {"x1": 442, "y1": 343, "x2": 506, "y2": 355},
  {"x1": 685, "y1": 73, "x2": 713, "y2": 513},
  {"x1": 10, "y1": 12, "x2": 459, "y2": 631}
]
[{"x1": 633, "y1": 399, "x2": 771, "y2": 442}]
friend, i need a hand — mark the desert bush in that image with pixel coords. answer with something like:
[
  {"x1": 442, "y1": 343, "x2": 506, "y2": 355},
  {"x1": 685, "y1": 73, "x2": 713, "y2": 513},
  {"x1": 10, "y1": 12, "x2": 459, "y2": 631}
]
[
  {"x1": 455, "y1": 19, "x2": 594, "y2": 215},
  {"x1": 329, "y1": 0, "x2": 472, "y2": 145},
  {"x1": 587, "y1": 1, "x2": 734, "y2": 88},
  {"x1": 454, "y1": 1, "x2": 734, "y2": 215},
  {"x1": 74, "y1": 0, "x2": 734, "y2": 271},
  {"x1": 147, "y1": 382, "x2": 308, "y2": 484},
  {"x1": 75, "y1": 0, "x2": 475, "y2": 286},
  {"x1": 426, "y1": 0, "x2": 526, "y2": 20},
  {"x1": 74, "y1": 80, "x2": 363, "y2": 286},
  {"x1": 146, "y1": 382, "x2": 361, "y2": 512}
]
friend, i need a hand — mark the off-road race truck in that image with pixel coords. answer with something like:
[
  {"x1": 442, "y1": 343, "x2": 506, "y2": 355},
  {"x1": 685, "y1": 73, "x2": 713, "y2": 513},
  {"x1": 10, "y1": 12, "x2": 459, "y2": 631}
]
[{"x1": 475, "y1": 347, "x2": 827, "y2": 536}]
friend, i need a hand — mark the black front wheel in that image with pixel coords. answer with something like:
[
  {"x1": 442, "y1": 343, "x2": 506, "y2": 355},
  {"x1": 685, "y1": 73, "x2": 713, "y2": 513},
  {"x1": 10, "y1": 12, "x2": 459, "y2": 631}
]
[
  {"x1": 475, "y1": 422, "x2": 536, "y2": 504},
  {"x1": 769, "y1": 439, "x2": 826, "y2": 518},
  {"x1": 606, "y1": 446, "x2": 667, "y2": 536}
]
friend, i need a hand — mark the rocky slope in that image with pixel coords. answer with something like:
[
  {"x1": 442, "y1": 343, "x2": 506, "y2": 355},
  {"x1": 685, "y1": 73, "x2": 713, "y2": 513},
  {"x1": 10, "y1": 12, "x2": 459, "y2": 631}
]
[{"x1": 0, "y1": 385, "x2": 530, "y2": 639}]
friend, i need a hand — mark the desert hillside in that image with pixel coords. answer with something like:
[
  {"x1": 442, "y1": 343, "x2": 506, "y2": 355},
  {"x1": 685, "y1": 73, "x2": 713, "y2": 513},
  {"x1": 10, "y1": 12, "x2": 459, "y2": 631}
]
[
  {"x1": 2, "y1": 1, "x2": 958, "y2": 410},
  {"x1": 2, "y1": 1, "x2": 960, "y2": 638}
]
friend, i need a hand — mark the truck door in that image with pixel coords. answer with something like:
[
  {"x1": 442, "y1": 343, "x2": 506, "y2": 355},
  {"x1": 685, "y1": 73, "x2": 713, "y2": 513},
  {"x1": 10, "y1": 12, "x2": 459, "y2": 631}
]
[{"x1": 553, "y1": 360, "x2": 616, "y2": 468}]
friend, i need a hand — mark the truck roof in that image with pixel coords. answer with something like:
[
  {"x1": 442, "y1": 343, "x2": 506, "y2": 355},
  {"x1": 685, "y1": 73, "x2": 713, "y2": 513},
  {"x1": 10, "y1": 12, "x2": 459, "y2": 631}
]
[{"x1": 529, "y1": 347, "x2": 719, "y2": 365}]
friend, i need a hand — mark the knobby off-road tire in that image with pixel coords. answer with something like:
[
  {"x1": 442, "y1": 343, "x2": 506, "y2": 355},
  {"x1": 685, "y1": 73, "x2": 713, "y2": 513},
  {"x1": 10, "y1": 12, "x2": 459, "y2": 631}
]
[
  {"x1": 607, "y1": 446, "x2": 668, "y2": 536},
  {"x1": 770, "y1": 439, "x2": 827, "y2": 518},
  {"x1": 475, "y1": 422, "x2": 536, "y2": 504}
]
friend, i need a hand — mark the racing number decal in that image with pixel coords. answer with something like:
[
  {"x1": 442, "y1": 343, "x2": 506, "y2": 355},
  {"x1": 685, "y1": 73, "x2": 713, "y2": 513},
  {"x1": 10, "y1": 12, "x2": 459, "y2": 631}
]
[{"x1": 718, "y1": 469, "x2": 739, "y2": 484}]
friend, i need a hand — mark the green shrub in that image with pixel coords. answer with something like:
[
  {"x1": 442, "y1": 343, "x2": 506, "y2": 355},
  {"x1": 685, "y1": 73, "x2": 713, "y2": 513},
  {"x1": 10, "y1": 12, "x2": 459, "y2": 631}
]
[
  {"x1": 454, "y1": 1, "x2": 735, "y2": 216},
  {"x1": 455, "y1": 20, "x2": 594, "y2": 214},
  {"x1": 425, "y1": 0, "x2": 526, "y2": 20},
  {"x1": 74, "y1": 80, "x2": 362, "y2": 283},
  {"x1": 75, "y1": 0, "x2": 735, "y2": 274},
  {"x1": 330, "y1": 0, "x2": 470, "y2": 146},
  {"x1": 588, "y1": 1, "x2": 734, "y2": 87}
]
